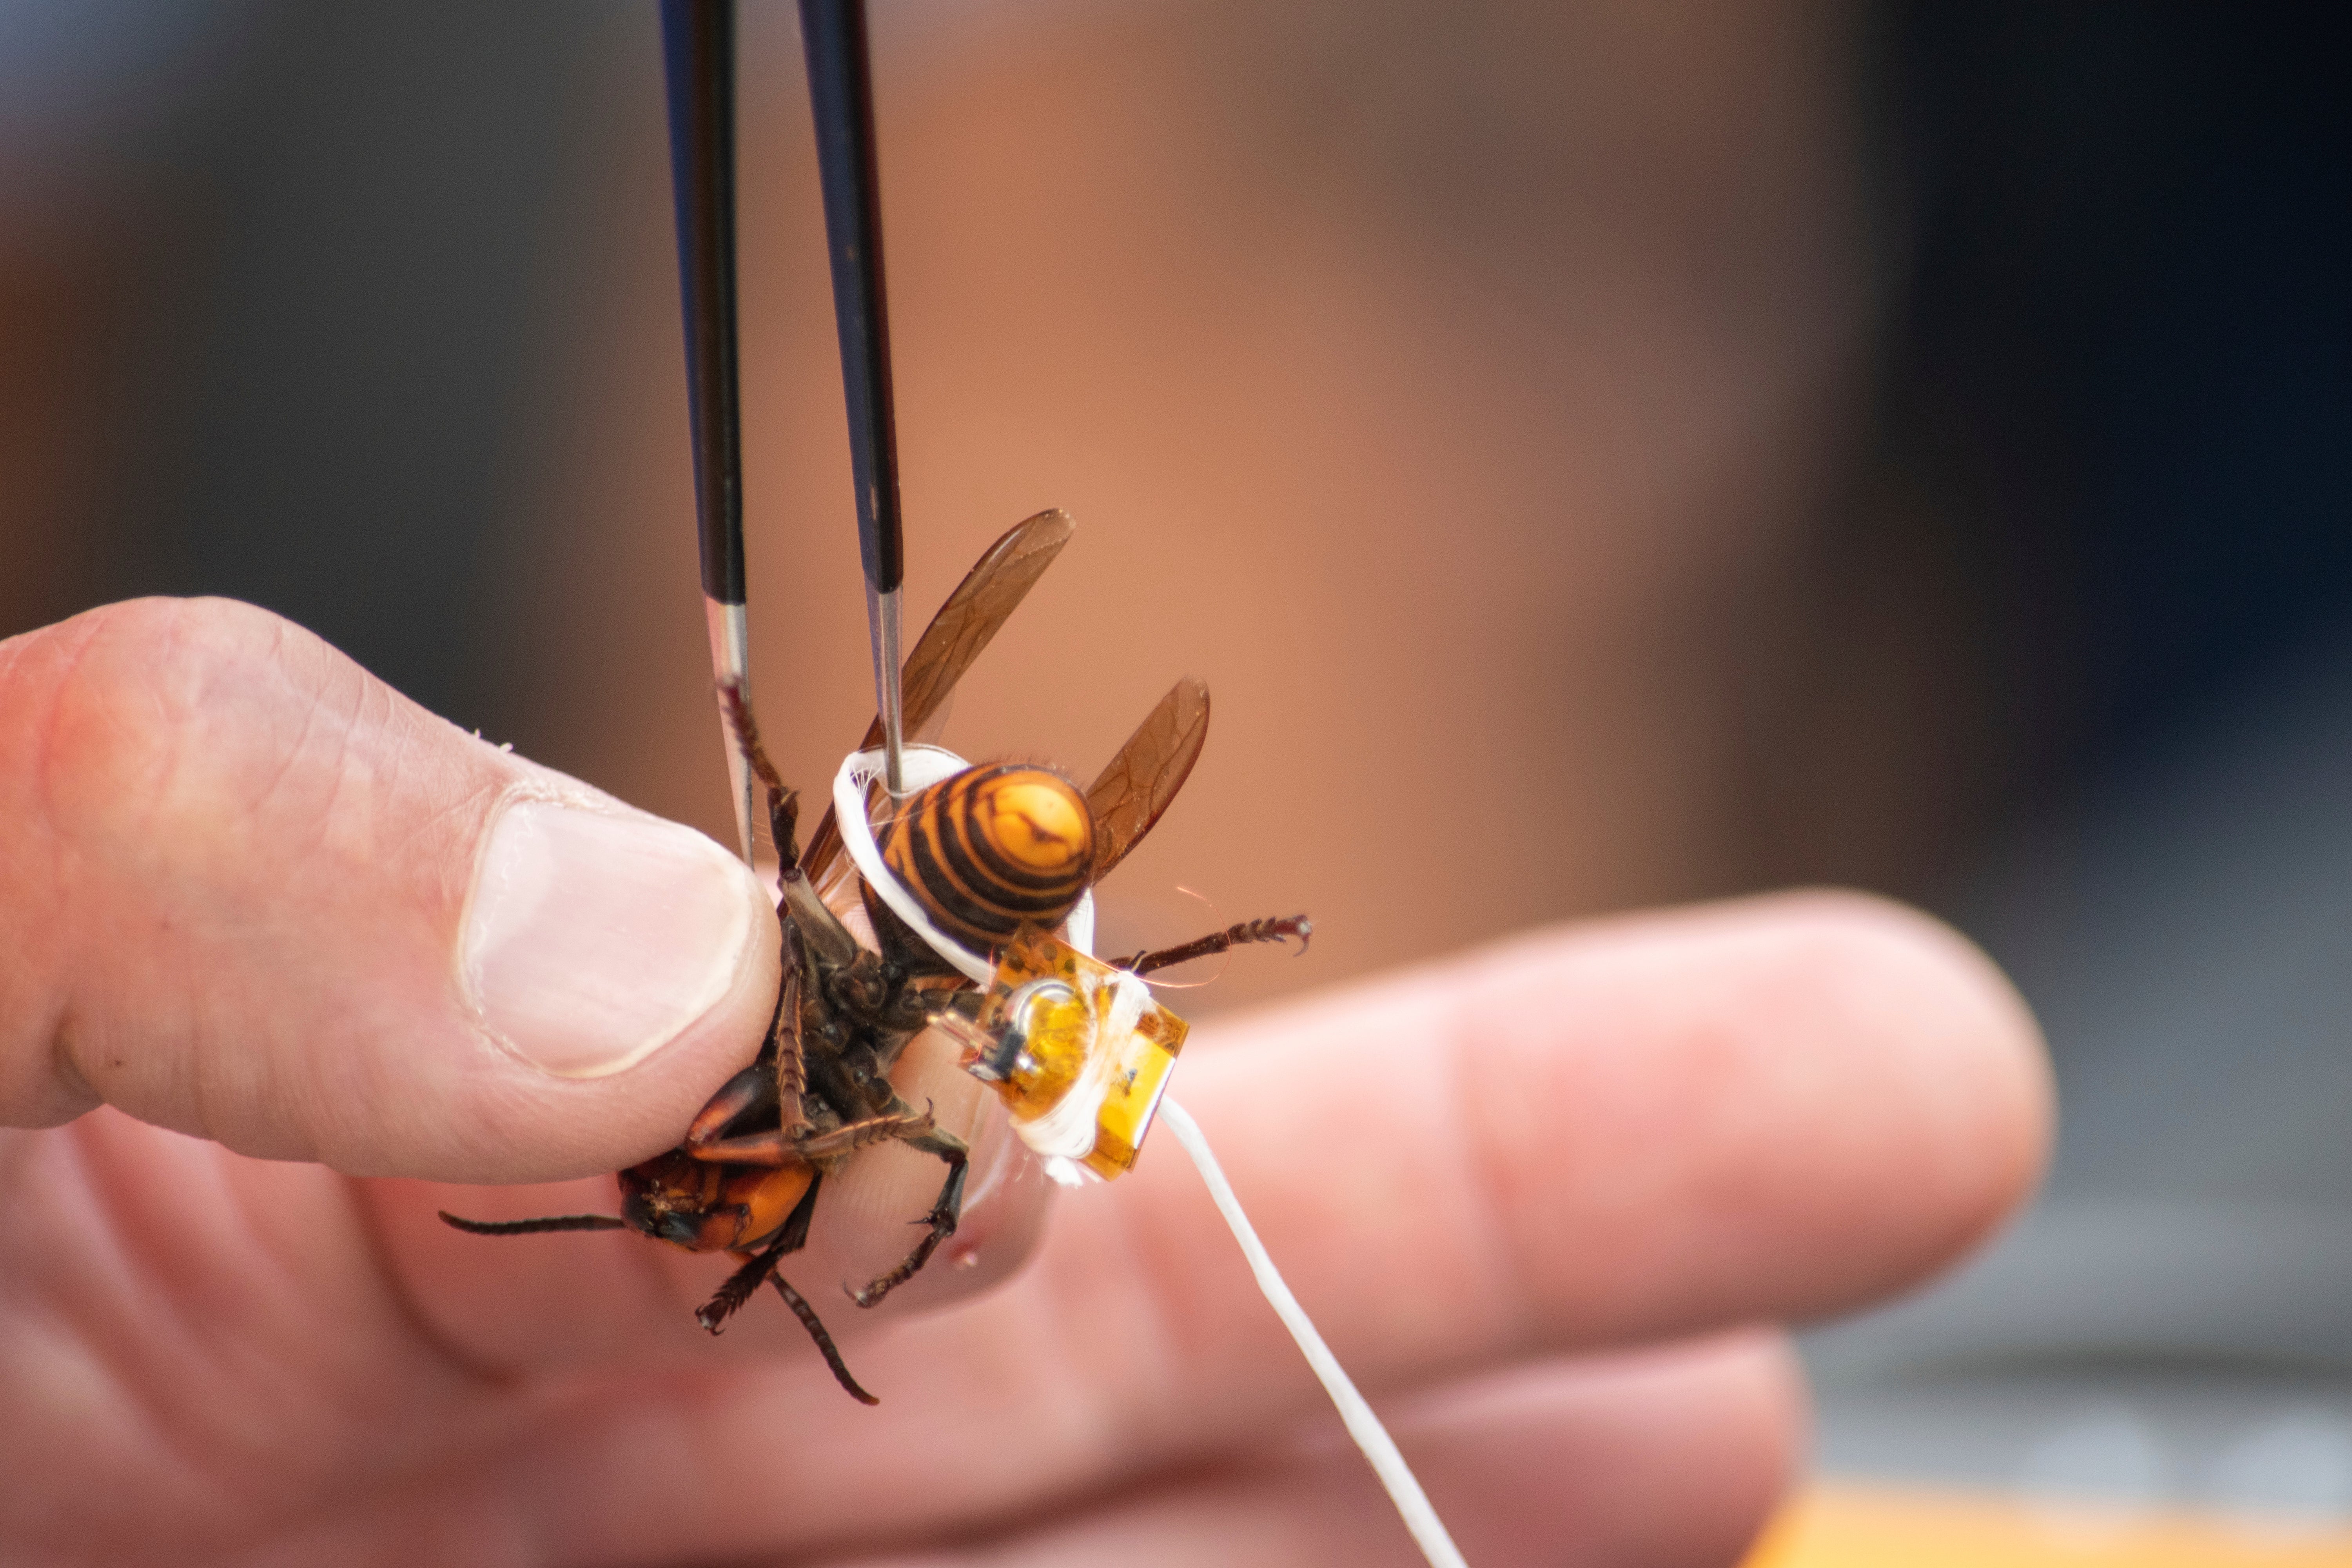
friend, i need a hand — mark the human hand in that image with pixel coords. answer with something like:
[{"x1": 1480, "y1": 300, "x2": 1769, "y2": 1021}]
[{"x1": 0, "y1": 599, "x2": 2048, "y2": 1566}]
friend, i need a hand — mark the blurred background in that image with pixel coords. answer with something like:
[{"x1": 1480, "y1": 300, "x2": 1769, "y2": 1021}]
[{"x1": 4, "y1": 0, "x2": 2348, "y2": 1556}]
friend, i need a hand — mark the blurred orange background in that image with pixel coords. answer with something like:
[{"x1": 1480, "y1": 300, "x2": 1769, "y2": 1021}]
[{"x1": 5, "y1": 2, "x2": 2348, "y2": 1560}]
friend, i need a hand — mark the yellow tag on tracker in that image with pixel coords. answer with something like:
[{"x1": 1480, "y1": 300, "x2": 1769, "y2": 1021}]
[{"x1": 955, "y1": 926, "x2": 1188, "y2": 1183}]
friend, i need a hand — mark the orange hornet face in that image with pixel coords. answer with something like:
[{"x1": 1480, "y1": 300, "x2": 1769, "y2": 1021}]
[{"x1": 618, "y1": 1149, "x2": 814, "y2": 1253}]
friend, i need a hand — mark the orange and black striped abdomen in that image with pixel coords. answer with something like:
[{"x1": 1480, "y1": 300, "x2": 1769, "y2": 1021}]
[{"x1": 877, "y1": 765, "x2": 1096, "y2": 951}]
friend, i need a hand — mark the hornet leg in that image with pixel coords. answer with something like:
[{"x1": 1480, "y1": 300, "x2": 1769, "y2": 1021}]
[
  {"x1": 849, "y1": 1104, "x2": 969, "y2": 1309},
  {"x1": 1110, "y1": 915, "x2": 1313, "y2": 978}
]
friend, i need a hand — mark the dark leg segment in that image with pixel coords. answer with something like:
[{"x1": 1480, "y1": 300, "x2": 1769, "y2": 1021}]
[
  {"x1": 695, "y1": 1174, "x2": 822, "y2": 1334},
  {"x1": 851, "y1": 1118, "x2": 969, "y2": 1309},
  {"x1": 793, "y1": 1104, "x2": 936, "y2": 1161},
  {"x1": 719, "y1": 678, "x2": 800, "y2": 864},
  {"x1": 1111, "y1": 914, "x2": 1314, "y2": 978},
  {"x1": 682, "y1": 983, "x2": 822, "y2": 1164},
  {"x1": 771, "y1": 954, "x2": 810, "y2": 1135},
  {"x1": 771, "y1": 1273, "x2": 879, "y2": 1404},
  {"x1": 684, "y1": 1063, "x2": 776, "y2": 1152},
  {"x1": 679, "y1": 1128, "x2": 820, "y2": 1165},
  {"x1": 691, "y1": 1176, "x2": 877, "y2": 1403},
  {"x1": 438, "y1": 1212, "x2": 628, "y2": 1236},
  {"x1": 696, "y1": 1238, "x2": 789, "y2": 1334}
]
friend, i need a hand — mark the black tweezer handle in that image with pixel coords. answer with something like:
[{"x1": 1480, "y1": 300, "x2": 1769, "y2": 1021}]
[
  {"x1": 661, "y1": 0, "x2": 746, "y2": 606},
  {"x1": 798, "y1": 0, "x2": 905, "y2": 597}
]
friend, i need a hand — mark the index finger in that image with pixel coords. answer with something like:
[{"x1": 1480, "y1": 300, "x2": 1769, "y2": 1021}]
[{"x1": 411, "y1": 890, "x2": 2047, "y2": 1562}]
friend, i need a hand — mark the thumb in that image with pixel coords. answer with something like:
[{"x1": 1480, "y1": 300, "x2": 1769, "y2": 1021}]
[{"x1": 0, "y1": 598, "x2": 779, "y2": 1181}]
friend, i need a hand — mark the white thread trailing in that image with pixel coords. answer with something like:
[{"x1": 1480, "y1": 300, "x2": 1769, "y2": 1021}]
[{"x1": 1160, "y1": 1098, "x2": 1471, "y2": 1568}]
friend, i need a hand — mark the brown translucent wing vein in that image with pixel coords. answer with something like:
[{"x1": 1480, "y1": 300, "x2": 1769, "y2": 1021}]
[
  {"x1": 802, "y1": 508, "x2": 1076, "y2": 888},
  {"x1": 1085, "y1": 676, "x2": 1210, "y2": 886}
]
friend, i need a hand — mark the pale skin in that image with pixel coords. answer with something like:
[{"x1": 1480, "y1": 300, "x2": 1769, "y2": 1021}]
[{"x1": 0, "y1": 598, "x2": 2050, "y2": 1567}]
